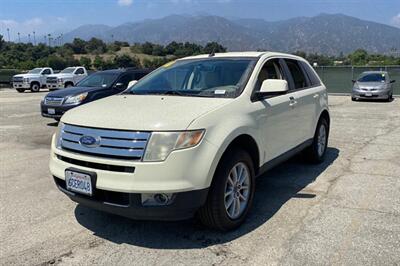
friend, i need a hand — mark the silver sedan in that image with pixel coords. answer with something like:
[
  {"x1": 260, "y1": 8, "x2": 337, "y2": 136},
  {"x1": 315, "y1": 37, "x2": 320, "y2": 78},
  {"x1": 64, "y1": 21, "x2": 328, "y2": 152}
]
[{"x1": 351, "y1": 71, "x2": 395, "y2": 101}]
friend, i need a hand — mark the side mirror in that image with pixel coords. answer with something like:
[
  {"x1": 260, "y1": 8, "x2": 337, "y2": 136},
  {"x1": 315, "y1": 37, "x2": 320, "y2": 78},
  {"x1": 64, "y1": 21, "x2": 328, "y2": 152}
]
[
  {"x1": 114, "y1": 82, "x2": 125, "y2": 89},
  {"x1": 128, "y1": 80, "x2": 138, "y2": 88},
  {"x1": 255, "y1": 79, "x2": 288, "y2": 99},
  {"x1": 390, "y1": 80, "x2": 396, "y2": 83},
  {"x1": 352, "y1": 80, "x2": 356, "y2": 83}
]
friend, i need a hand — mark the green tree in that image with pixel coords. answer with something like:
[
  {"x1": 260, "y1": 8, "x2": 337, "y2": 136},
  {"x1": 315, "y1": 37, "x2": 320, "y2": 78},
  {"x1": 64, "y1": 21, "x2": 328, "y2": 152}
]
[
  {"x1": 80, "y1": 56, "x2": 92, "y2": 69},
  {"x1": 113, "y1": 54, "x2": 140, "y2": 68},
  {"x1": 93, "y1": 55, "x2": 105, "y2": 70},
  {"x1": 69, "y1": 38, "x2": 87, "y2": 54},
  {"x1": 0, "y1": 35, "x2": 5, "y2": 50},
  {"x1": 85, "y1": 38, "x2": 107, "y2": 54},
  {"x1": 349, "y1": 49, "x2": 369, "y2": 65},
  {"x1": 203, "y1": 42, "x2": 226, "y2": 54}
]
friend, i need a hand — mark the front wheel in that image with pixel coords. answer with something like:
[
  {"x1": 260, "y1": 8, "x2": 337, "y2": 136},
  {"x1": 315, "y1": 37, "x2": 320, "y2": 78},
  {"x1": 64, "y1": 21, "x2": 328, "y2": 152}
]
[
  {"x1": 16, "y1": 88, "x2": 25, "y2": 93},
  {"x1": 30, "y1": 83, "x2": 40, "y2": 92},
  {"x1": 197, "y1": 149, "x2": 255, "y2": 231},
  {"x1": 304, "y1": 118, "x2": 329, "y2": 163}
]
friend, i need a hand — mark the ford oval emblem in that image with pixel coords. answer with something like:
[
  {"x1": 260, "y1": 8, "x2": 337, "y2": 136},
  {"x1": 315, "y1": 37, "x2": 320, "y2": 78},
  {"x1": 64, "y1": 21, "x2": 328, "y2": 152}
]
[{"x1": 79, "y1": 135, "x2": 100, "y2": 148}]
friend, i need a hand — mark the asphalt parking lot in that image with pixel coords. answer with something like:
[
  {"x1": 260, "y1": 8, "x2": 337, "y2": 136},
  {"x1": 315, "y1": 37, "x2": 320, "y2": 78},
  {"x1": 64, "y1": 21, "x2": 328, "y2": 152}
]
[{"x1": 0, "y1": 89, "x2": 399, "y2": 265}]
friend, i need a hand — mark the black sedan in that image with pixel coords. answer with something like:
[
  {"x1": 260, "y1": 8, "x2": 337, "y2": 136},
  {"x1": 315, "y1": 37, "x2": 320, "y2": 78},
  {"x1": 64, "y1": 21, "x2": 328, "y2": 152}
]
[{"x1": 41, "y1": 68, "x2": 151, "y2": 121}]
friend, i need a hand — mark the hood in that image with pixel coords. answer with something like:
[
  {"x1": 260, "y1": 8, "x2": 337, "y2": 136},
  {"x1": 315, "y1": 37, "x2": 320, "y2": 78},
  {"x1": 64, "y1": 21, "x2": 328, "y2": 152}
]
[
  {"x1": 13, "y1": 73, "x2": 40, "y2": 78},
  {"x1": 356, "y1": 82, "x2": 386, "y2": 88},
  {"x1": 62, "y1": 95, "x2": 231, "y2": 131},
  {"x1": 45, "y1": 86, "x2": 105, "y2": 98}
]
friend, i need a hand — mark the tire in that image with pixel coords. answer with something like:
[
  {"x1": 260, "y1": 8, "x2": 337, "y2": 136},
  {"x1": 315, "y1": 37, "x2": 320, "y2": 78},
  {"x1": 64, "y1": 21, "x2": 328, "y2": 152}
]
[
  {"x1": 351, "y1": 97, "x2": 356, "y2": 101},
  {"x1": 30, "y1": 82, "x2": 40, "y2": 92},
  {"x1": 197, "y1": 149, "x2": 255, "y2": 231},
  {"x1": 304, "y1": 117, "x2": 329, "y2": 164},
  {"x1": 16, "y1": 88, "x2": 25, "y2": 93}
]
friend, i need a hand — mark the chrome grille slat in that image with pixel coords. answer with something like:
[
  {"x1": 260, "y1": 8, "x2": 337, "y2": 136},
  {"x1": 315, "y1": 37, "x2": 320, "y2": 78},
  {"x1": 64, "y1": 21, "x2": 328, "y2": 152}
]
[
  {"x1": 61, "y1": 132, "x2": 147, "y2": 149},
  {"x1": 60, "y1": 124, "x2": 150, "y2": 160},
  {"x1": 45, "y1": 97, "x2": 64, "y2": 106},
  {"x1": 62, "y1": 140, "x2": 145, "y2": 158}
]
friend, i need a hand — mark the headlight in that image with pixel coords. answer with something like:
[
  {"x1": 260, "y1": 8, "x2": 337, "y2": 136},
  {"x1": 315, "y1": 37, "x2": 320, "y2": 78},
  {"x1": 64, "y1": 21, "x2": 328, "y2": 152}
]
[
  {"x1": 64, "y1": 92, "x2": 88, "y2": 104},
  {"x1": 55, "y1": 122, "x2": 65, "y2": 149},
  {"x1": 143, "y1": 129, "x2": 205, "y2": 162},
  {"x1": 23, "y1": 78, "x2": 29, "y2": 83}
]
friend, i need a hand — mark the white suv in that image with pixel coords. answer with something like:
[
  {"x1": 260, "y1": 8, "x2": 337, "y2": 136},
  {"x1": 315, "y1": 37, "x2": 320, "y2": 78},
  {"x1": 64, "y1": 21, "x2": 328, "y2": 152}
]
[{"x1": 50, "y1": 52, "x2": 330, "y2": 230}]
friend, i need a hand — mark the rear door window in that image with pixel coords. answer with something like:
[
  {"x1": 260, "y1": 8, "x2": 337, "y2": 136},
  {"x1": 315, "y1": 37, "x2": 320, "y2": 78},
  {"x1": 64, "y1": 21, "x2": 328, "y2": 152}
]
[
  {"x1": 285, "y1": 59, "x2": 308, "y2": 90},
  {"x1": 75, "y1": 68, "x2": 84, "y2": 75}
]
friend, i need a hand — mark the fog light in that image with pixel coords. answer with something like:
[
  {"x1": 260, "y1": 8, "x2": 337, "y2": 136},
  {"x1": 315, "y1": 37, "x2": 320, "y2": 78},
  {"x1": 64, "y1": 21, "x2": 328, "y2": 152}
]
[{"x1": 141, "y1": 193, "x2": 174, "y2": 206}]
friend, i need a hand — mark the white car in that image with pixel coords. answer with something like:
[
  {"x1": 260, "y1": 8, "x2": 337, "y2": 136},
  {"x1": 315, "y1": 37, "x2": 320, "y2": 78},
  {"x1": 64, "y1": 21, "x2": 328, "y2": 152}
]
[
  {"x1": 12, "y1": 67, "x2": 54, "y2": 92},
  {"x1": 46, "y1": 66, "x2": 88, "y2": 90},
  {"x1": 50, "y1": 52, "x2": 330, "y2": 230}
]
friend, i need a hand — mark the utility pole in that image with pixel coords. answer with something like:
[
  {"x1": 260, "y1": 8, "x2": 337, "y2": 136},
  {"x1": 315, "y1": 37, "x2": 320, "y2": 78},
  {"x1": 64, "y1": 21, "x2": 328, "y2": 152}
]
[
  {"x1": 44, "y1": 35, "x2": 47, "y2": 45},
  {"x1": 48, "y1": 34, "x2": 51, "y2": 46},
  {"x1": 6, "y1": 28, "x2": 10, "y2": 41},
  {"x1": 33, "y1": 31, "x2": 36, "y2": 45},
  {"x1": 28, "y1": 33, "x2": 31, "y2": 43},
  {"x1": 17, "y1": 32, "x2": 20, "y2": 42}
]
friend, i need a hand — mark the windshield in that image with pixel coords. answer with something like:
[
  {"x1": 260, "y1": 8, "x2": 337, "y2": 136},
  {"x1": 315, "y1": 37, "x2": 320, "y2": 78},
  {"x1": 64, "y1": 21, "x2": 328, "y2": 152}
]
[
  {"x1": 126, "y1": 58, "x2": 256, "y2": 98},
  {"x1": 77, "y1": 73, "x2": 119, "y2": 87},
  {"x1": 61, "y1": 67, "x2": 76, "y2": 74},
  {"x1": 358, "y1": 73, "x2": 386, "y2": 83},
  {"x1": 28, "y1": 68, "x2": 42, "y2": 74}
]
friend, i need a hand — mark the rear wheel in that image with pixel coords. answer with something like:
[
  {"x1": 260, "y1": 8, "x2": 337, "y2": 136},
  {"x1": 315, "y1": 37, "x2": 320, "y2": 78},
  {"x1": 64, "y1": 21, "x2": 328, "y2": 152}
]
[
  {"x1": 16, "y1": 88, "x2": 25, "y2": 93},
  {"x1": 304, "y1": 118, "x2": 329, "y2": 163},
  {"x1": 30, "y1": 82, "x2": 40, "y2": 92},
  {"x1": 351, "y1": 96, "x2": 357, "y2": 101},
  {"x1": 197, "y1": 149, "x2": 255, "y2": 231}
]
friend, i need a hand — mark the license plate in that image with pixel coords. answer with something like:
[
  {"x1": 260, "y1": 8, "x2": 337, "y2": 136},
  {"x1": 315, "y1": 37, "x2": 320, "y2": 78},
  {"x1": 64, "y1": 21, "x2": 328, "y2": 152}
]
[
  {"x1": 365, "y1": 93, "x2": 372, "y2": 97},
  {"x1": 65, "y1": 170, "x2": 93, "y2": 196},
  {"x1": 48, "y1": 108, "x2": 55, "y2": 114}
]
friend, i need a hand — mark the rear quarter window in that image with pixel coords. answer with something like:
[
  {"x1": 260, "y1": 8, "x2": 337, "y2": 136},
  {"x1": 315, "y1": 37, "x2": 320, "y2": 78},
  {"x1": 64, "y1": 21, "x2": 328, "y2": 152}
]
[{"x1": 301, "y1": 61, "x2": 321, "y2": 87}]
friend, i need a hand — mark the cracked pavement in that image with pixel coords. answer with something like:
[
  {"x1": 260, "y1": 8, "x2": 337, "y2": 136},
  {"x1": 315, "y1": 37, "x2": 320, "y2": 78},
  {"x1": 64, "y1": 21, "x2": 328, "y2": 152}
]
[{"x1": 0, "y1": 90, "x2": 399, "y2": 265}]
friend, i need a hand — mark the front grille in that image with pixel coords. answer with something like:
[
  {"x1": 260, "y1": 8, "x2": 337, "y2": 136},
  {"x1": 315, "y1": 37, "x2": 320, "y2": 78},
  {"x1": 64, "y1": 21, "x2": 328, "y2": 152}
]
[
  {"x1": 47, "y1": 77, "x2": 58, "y2": 84},
  {"x1": 60, "y1": 124, "x2": 150, "y2": 160},
  {"x1": 13, "y1": 77, "x2": 23, "y2": 83},
  {"x1": 45, "y1": 97, "x2": 64, "y2": 105}
]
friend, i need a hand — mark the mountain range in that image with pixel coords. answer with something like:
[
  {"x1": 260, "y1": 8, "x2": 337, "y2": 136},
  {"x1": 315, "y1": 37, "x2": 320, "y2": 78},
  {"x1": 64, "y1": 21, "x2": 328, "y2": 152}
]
[{"x1": 62, "y1": 13, "x2": 400, "y2": 55}]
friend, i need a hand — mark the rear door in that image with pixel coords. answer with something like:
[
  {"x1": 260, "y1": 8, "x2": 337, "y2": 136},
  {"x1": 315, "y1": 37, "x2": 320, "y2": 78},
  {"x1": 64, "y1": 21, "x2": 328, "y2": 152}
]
[{"x1": 284, "y1": 59, "x2": 322, "y2": 143}]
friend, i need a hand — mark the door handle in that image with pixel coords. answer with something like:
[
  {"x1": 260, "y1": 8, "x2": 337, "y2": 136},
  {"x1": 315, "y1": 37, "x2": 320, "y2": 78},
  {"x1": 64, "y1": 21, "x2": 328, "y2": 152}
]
[
  {"x1": 289, "y1": 96, "x2": 297, "y2": 107},
  {"x1": 313, "y1": 94, "x2": 320, "y2": 99}
]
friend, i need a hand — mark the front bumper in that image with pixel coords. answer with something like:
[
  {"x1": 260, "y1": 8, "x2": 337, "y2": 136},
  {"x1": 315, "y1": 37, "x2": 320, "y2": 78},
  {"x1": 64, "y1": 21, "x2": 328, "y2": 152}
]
[
  {"x1": 352, "y1": 88, "x2": 391, "y2": 99},
  {"x1": 41, "y1": 102, "x2": 76, "y2": 119},
  {"x1": 13, "y1": 82, "x2": 30, "y2": 89},
  {"x1": 53, "y1": 176, "x2": 208, "y2": 221},
  {"x1": 46, "y1": 82, "x2": 64, "y2": 89}
]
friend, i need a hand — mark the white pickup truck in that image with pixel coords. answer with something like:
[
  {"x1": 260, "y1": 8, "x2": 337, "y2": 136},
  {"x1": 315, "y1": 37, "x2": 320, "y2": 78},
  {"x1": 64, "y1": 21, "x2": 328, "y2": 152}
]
[
  {"x1": 13, "y1": 67, "x2": 54, "y2": 92},
  {"x1": 46, "y1": 66, "x2": 88, "y2": 90}
]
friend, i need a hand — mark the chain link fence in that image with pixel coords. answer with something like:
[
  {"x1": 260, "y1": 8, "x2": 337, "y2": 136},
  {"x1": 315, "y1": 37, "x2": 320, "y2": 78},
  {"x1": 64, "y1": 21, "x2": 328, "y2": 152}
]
[{"x1": 315, "y1": 66, "x2": 400, "y2": 95}]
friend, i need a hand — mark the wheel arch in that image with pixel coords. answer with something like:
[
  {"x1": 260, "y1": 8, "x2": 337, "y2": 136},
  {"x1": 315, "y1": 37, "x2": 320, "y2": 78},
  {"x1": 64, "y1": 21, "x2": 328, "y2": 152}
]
[{"x1": 319, "y1": 109, "x2": 330, "y2": 128}]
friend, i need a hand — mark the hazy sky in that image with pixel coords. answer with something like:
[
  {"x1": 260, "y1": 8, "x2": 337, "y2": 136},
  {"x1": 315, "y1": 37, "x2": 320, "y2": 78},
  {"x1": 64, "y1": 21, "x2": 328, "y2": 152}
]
[{"x1": 1, "y1": 0, "x2": 399, "y2": 41}]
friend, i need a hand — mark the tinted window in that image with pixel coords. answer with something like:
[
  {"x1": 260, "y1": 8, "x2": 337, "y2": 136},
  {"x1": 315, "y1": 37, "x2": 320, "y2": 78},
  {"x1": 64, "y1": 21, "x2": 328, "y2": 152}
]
[
  {"x1": 116, "y1": 74, "x2": 133, "y2": 90},
  {"x1": 301, "y1": 62, "x2": 321, "y2": 86},
  {"x1": 42, "y1": 69, "x2": 51, "y2": 75},
  {"x1": 255, "y1": 59, "x2": 284, "y2": 91},
  {"x1": 75, "y1": 68, "x2": 84, "y2": 75},
  {"x1": 358, "y1": 73, "x2": 387, "y2": 83},
  {"x1": 77, "y1": 73, "x2": 119, "y2": 87},
  {"x1": 134, "y1": 72, "x2": 148, "y2": 80},
  {"x1": 285, "y1": 59, "x2": 307, "y2": 89}
]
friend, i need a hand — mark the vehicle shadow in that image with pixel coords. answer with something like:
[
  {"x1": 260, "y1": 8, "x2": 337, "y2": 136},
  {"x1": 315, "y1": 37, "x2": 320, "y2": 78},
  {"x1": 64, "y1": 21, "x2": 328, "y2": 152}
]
[
  {"x1": 47, "y1": 121, "x2": 59, "y2": 127},
  {"x1": 74, "y1": 147, "x2": 339, "y2": 249}
]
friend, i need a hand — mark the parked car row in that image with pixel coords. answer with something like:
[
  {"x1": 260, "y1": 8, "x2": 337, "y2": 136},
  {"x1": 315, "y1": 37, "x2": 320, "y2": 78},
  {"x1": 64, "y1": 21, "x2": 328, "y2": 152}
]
[
  {"x1": 41, "y1": 68, "x2": 151, "y2": 121},
  {"x1": 47, "y1": 51, "x2": 331, "y2": 230},
  {"x1": 12, "y1": 66, "x2": 88, "y2": 92}
]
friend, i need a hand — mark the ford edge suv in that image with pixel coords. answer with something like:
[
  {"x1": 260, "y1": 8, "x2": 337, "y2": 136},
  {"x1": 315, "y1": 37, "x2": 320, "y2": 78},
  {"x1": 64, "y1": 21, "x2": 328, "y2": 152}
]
[{"x1": 50, "y1": 52, "x2": 330, "y2": 231}]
